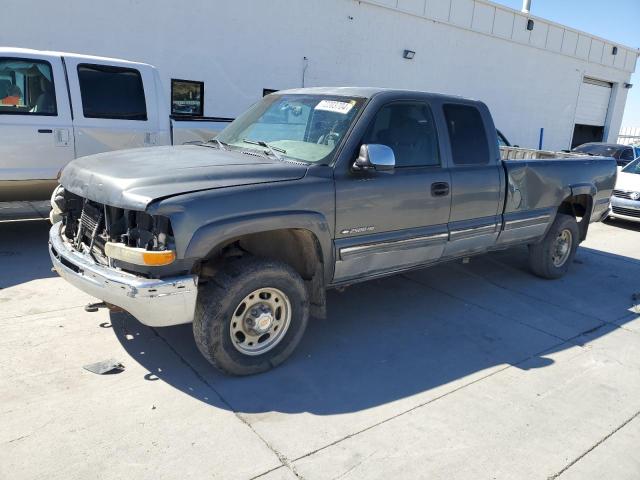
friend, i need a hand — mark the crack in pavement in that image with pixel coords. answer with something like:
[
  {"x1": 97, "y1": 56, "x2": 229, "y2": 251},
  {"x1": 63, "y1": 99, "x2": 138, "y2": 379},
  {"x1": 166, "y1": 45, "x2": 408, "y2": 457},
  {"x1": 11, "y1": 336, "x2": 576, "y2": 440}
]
[
  {"x1": 148, "y1": 326, "x2": 305, "y2": 480},
  {"x1": 549, "y1": 409, "x2": 640, "y2": 479}
]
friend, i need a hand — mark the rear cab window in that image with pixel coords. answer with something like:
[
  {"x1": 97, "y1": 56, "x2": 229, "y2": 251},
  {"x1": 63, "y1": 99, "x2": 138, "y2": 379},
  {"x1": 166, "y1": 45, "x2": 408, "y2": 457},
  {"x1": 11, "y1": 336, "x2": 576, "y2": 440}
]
[
  {"x1": 77, "y1": 64, "x2": 147, "y2": 120},
  {"x1": 0, "y1": 57, "x2": 57, "y2": 116},
  {"x1": 443, "y1": 104, "x2": 490, "y2": 165}
]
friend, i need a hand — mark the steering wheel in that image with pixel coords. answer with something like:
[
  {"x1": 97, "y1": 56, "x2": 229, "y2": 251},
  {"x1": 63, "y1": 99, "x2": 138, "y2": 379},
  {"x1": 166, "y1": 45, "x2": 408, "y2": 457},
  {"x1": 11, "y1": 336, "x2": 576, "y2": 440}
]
[{"x1": 318, "y1": 131, "x2": 340, "y2": 145}]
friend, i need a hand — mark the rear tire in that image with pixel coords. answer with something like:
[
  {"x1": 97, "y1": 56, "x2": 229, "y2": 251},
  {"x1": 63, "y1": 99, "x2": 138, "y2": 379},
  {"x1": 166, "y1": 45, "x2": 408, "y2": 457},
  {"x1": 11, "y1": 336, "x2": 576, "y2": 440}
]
[
  {"x1": 528, "y1": 213, "x2": 579, "y2": 279},
  {"x1": 193, "y1": 256, "x2": 309, "y2": 376}
]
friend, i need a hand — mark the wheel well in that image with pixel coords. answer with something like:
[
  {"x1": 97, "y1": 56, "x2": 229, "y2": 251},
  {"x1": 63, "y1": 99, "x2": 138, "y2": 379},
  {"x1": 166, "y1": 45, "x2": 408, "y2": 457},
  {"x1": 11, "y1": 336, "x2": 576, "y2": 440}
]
[
  {"x1": 558, "y1": 194, "x2": 592, "y2": 242},
  {"x1": 200, "y1": 229, "x2": 326, "y2": 318}
]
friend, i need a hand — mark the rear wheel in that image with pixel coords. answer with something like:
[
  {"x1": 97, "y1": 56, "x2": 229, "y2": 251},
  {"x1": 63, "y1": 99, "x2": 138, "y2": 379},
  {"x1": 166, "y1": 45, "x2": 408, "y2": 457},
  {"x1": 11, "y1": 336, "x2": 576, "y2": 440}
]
[
  {"x1": 193, "y1": 257, "x2": 309, "y2": 376},
  {"x1": 528, "y1": 213, "x2": 579, "y2": 279}
]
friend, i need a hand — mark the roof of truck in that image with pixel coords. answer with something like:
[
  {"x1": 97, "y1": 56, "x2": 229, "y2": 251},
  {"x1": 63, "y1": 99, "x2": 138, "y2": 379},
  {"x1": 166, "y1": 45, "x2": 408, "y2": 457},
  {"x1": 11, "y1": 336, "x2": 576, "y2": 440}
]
[
  {"x1": 277, "y1": 86, "x2": 471, "y2": 101},
  {"x1": 0, "y1": 47, "x2": 153, "y2": 67}
]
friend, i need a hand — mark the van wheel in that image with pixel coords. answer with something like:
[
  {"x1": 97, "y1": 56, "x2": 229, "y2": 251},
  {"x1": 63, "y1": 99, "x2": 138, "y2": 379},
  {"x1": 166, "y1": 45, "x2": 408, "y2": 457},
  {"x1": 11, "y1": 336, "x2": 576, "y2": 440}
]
[
  {"x1": 193, "y1": 257, "x2": 309, "y2": 376},
  {"x1": 528, "y1": 213, "x2": 579, "y2": 279}
]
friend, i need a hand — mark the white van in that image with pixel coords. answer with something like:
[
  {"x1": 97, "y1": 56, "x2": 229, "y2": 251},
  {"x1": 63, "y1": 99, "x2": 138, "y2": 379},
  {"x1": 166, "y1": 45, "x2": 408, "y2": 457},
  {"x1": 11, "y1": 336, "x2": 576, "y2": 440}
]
[{"x1": 0, "y1": 47, "x2": 230, "y2": 202}]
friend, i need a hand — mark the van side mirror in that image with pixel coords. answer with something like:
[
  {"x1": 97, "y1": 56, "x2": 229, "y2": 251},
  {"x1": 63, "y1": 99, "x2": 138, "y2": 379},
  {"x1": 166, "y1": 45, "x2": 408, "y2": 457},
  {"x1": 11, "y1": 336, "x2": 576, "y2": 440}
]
[{"x1": 353, "y1": 144, "x2": 395, "y2": 171}]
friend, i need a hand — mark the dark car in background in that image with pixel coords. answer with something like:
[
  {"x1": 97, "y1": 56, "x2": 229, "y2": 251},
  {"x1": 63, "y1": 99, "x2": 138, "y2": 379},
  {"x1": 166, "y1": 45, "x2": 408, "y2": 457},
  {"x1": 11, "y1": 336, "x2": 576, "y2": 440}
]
[{"x1": 572, "y1": 142, "x2": 639, "y2": 167}]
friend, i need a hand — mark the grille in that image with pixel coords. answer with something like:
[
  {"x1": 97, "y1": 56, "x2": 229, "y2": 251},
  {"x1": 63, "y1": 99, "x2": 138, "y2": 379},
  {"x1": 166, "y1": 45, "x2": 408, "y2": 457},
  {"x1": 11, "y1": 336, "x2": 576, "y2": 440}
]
[
  {"x1": 612, "y1": 190, "x2": 639, "y2": 200},
  {"x1": 612, "y1": 206, "x2": 640, "y2": 218},
  {"x1": 80, "y1": 202, "x2": 102, "y2": 234}
]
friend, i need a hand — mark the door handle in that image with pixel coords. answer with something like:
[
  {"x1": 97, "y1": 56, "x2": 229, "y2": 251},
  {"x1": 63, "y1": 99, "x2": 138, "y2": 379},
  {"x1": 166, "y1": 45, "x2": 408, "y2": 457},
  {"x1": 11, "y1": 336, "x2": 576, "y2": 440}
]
[
  {"x1": 431, "y1": 182, "x2": 450, "y2": 197},
  {"x1": 38, "y1": 129, "x2": 53, "y2": 133}
]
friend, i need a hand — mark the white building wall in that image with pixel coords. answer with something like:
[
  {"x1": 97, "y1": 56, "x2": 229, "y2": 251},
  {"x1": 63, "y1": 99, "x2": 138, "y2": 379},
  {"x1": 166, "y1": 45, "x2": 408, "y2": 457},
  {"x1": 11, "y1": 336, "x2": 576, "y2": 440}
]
[{"x1": 1, "y1": 0, "x2": 637, "y2": 151}]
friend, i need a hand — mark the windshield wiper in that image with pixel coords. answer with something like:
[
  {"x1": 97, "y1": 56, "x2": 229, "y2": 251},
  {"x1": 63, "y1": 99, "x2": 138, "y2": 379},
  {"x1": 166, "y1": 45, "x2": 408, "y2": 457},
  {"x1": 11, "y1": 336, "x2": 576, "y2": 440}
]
[
  {"x1": 207, "y1": 138, "x2": 228, "y2": 150},
  {"x1": 242, "y1": 138, "x2": 286, "y2": 160}
]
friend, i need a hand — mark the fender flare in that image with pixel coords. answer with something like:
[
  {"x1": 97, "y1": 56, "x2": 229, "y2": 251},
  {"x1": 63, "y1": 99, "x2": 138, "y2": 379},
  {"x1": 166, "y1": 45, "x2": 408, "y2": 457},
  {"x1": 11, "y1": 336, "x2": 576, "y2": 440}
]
[{"x1": 184, "y1": 210, "x2": 334, "y2": 284}]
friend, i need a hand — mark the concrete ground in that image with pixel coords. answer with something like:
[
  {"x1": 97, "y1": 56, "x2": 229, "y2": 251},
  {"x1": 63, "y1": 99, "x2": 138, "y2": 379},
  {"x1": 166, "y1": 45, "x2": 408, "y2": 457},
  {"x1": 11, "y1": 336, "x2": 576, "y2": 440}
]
[{"x1": 1, "y1": 218, "x2": 639, "y2": 480}]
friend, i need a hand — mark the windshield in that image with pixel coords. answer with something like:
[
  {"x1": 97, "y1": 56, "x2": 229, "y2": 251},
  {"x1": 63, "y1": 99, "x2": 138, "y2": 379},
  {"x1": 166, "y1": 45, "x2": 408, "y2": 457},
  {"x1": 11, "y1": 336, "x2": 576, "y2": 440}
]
[
  {"x1": 216, "y1": 94, "x2": 366, "y2": 164},
  {"x1": 622, "y1": 157, "x2": 640, "y2": 175},
  {"x1": 573, "y1": 144, "x2": 621, "y2": 157}
]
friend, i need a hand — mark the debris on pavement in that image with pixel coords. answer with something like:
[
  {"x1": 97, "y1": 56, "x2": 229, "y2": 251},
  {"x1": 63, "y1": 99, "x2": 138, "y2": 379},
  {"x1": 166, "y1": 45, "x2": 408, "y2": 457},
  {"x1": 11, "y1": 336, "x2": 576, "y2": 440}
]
[{"x1": 83, "y1": 359, "x2": 125, "y2": 375}]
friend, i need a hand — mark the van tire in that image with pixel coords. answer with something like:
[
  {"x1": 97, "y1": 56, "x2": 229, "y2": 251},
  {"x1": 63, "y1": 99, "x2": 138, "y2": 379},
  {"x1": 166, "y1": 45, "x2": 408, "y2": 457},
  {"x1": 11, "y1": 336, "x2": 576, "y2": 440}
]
[
  {"x1": 193, "y1": 256, "x2": 309, "y2": 376},
  {"x1": 528, "y1": 213, "x2": 579, "y2": 279}
]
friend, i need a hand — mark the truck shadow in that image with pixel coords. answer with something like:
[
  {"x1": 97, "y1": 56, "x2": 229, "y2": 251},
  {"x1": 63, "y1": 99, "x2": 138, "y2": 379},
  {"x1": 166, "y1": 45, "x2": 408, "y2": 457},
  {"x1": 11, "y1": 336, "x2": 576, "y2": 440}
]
[
  {"x1": 110, "y1": 244, "x2": 639, "y2": 415},
  {"x1": 0, "y1": 220, "x2": 55, "y2": 288}
]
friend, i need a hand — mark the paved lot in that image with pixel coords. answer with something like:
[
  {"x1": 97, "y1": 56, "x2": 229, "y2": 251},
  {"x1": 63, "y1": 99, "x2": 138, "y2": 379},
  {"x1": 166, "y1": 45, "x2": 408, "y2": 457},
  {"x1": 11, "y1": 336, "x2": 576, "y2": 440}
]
[{"x1": 1, "y1": 218, "x2": 639, "y2": 479}]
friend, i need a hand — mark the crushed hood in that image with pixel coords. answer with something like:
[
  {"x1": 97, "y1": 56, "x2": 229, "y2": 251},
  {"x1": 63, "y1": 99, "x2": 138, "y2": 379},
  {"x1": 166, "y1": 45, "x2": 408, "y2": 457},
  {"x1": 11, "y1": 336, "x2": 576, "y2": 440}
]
[{"x1": 60, "y1": 145, "x2": 308, "y2": 210}]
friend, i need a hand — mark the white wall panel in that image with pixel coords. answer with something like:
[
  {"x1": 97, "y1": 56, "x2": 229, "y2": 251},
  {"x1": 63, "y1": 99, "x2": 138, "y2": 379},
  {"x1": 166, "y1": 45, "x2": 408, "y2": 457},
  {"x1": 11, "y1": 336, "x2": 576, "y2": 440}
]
[
  {"x1": 529, "y1": 21, "x2": 548, "y2": 48},
  {"x1": 426, "y1": 0, "x2": 451, "y2": 21},
  {"x1": 625, "y1": 50, "x2": 637, "y2": 71},
  {"x1": 575, "y1": 35, "x2": 591, "y2": 59},
  {"x1": 561, "y1": 30, "x2": 578, "y2": 56},
  {"x1": 511, "y1": 15, "x2": 531, "y2": 44},
  {"x1": 492, "y1": 8, "x2": 514, "y2": 38},
  {"x1": 589, "y1": 40, "x2": 604, "y2": 62},
  {"x1": 546, "y1": 25, "x2": 563, "y2": 52},
  {"x1": 397, "y1": 0, "x2": 426, "y2": 15},
  {"x1": 449, "y1": 0, "x2": 474, "y2": 28},
  {"x1": 471, "y1": 2, "x2": 494, "y2": 34},
  {"x1": 614, "y1": 49, "x2": 626, "y2": 69}
]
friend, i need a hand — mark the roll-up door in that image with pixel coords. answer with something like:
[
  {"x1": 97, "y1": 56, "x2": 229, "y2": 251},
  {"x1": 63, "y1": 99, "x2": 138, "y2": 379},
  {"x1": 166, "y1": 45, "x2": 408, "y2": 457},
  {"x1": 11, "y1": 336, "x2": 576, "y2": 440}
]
[{"x1": 571, "y1": 77, "x2": 612, "y2": 148}]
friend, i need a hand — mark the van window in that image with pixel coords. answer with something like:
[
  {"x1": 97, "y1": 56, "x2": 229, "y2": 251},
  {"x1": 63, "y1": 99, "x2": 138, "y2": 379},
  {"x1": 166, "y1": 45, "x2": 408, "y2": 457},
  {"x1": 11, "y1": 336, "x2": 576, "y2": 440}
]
[
  {"x1": 171, "y1": 79, "x2": 203, "y2": 116},
  {"x1": 362, "y1": 101, "x2": 440, "y2": 167},
  {"x1": 0, "y1": 58, "x2": 57, "y2": 116},
  {"x1": 77, "y1": 64, "x2": 147, "y2": 120},
  {"x1": 444, "y1": 104, "x2": 490, "y2": 165}
]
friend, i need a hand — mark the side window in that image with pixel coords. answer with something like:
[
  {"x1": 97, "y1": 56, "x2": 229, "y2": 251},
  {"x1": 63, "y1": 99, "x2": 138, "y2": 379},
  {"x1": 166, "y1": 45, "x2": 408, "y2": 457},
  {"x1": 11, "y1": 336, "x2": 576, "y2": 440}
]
[
  {"x1": 0, "y1": 58, "x2": 57, "y2": 116},
  {"x1": 171, "y1": 79, "x2": 204, "y2": 116},
  {"x1": 362, "y1": 101, "x2": 440, "y2": 167},
  {"x1": 77, "y1": 64, "x2": 147, "y2": 120},
  {"x1": 444, "y1": 104, "x2": 490, "y2": 165},
  {"x1": 620, "y1": 148, "x2": 635, "y2": 161}
]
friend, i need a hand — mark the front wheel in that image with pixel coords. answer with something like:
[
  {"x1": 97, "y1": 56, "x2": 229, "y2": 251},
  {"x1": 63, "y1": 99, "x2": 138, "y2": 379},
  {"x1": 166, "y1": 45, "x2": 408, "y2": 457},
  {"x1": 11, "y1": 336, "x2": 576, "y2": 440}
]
[
  {"x1": 528, "y1": 213, "x2": 579, "y2": 279},
  {"x1": 193, "y1": 257, "x2": 309, "y2": 376}
]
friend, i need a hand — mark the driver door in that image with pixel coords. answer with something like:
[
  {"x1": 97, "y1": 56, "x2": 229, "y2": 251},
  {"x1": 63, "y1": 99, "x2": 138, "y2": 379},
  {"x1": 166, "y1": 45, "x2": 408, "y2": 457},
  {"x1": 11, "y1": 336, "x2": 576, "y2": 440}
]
[{"x1": 333, "y1": 100, "x2": 451, "y2": 282}]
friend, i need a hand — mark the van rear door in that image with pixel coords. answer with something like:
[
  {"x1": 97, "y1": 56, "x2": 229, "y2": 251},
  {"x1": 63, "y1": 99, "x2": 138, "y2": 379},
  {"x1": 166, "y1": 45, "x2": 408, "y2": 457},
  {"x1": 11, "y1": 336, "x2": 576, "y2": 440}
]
[
  {"x1": 64, "y1": 57, "x2": 160, "y2": 157},
  {"x1": 0, "y1": 53, "x2": 74, "y2": 200}
]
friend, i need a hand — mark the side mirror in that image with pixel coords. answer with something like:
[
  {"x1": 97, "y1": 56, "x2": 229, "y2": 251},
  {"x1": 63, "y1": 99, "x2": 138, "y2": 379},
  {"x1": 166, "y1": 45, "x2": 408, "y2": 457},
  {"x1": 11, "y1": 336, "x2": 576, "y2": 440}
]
[{"x1": 354, "y1": 144, "x2": 395, "y2": 171}]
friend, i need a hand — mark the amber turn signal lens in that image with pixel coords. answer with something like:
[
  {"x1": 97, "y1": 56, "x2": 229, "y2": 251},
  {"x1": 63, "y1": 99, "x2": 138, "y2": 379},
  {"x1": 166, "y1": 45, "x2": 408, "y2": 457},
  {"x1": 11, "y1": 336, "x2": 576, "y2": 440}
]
[
  {"x1": 141, "y1": 250, "x2": 176, "y2": 266},
  {"x1": 104, "y1": 242, "x2": 176, "y2": 266}
]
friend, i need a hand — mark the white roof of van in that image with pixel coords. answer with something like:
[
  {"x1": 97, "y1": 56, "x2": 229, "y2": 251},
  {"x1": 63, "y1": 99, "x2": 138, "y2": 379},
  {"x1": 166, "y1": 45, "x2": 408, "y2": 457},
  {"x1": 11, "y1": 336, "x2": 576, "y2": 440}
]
[{"x1": 0, "y1": 47, "x2": 152, "y2": 67}]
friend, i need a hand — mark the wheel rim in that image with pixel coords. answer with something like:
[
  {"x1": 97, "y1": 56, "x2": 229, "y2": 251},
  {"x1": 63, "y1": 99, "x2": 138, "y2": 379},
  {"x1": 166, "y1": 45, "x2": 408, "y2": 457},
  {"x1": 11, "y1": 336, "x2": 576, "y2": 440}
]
[
  {"x1": 551, "y1": 229, "x2": 573, "y2": 267},
  {"x1": 229, "y1": 287, "x2": 292, "y2": 356}
]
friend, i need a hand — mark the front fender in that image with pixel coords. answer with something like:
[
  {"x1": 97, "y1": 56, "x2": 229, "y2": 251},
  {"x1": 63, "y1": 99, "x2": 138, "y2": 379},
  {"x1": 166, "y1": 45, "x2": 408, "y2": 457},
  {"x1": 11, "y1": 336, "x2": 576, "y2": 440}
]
[{"x1": 184, "y1": 210, "x2": 335, "y2": 284}]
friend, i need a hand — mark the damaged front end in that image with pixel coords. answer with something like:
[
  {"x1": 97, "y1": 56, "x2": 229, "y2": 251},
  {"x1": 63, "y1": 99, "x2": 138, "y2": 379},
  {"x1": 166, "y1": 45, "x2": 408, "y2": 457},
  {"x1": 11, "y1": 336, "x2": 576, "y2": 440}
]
[
  {"x1": 48, "y1": 187, "x2": 199, "y2": 327},
  {"x1": 52, "y1": 187, "x2": 189, "y2": 277}
]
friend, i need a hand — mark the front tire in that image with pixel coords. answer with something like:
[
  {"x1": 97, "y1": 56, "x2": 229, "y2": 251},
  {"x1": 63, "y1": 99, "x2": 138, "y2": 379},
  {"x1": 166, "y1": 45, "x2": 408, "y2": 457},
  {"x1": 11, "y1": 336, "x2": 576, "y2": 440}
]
[
  {"x1": 528, "y1": 213, "x2": 579, "y2": 279},
  {"x1": 193, "y1": 257, "x2": 309, "y2": 376}
]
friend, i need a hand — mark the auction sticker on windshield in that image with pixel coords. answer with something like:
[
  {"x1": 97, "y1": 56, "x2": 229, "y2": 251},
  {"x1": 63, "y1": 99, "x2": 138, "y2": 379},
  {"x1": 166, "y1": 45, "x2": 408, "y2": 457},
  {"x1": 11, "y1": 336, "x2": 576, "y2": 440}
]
[{"x1": 315, "y1": 100, "x2": 355, "y2": 115}]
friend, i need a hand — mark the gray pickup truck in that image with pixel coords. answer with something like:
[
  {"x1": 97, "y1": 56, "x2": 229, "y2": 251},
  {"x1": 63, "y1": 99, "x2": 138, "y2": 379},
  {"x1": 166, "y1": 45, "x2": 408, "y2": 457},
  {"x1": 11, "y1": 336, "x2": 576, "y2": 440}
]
[{"x1": 49, "y1": 87, "x2": 616, "y2": 375}]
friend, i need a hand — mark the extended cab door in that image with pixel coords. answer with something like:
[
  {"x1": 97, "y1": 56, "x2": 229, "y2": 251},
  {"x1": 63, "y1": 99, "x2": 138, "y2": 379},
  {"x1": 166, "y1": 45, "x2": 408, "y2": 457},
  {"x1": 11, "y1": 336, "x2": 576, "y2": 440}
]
[
  {"x1": 64, "y1": 57, "x2": 161, "y2": 157},
  {"x1": 441, "y1": 102, "x2": 503, "y2": 258},
  {"x1": 333, "y1": 98, "x2": 451, "y2": 283},
  {"x1": 0, "y1": 53, "x2": 74, "y2": 200}
]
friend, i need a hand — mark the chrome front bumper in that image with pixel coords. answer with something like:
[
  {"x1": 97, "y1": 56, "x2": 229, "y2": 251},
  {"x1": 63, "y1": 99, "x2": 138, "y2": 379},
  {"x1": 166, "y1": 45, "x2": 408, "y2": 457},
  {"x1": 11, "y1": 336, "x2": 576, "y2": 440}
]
[
  {"x1": 49, "y1": 222, "x2": 198, "y2": 327},
  {"x1": 610, "y1": 196, "x2": 640, "y2": 223}
]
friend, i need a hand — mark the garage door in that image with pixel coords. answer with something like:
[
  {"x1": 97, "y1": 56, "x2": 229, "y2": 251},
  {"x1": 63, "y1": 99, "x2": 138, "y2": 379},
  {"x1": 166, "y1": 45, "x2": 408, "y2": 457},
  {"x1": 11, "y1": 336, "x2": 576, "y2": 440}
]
[
  {"x1": 575, "y1": 78, "x2": 612, "y2": 126},
  {"x1": 572, "y1": 77, "x2": 612, "y2": 148}
]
